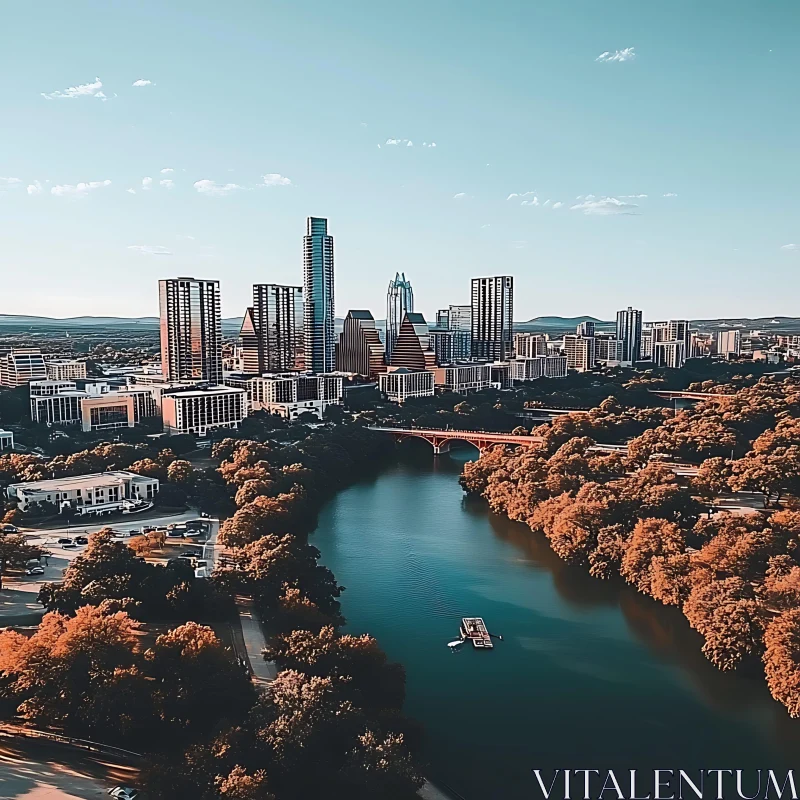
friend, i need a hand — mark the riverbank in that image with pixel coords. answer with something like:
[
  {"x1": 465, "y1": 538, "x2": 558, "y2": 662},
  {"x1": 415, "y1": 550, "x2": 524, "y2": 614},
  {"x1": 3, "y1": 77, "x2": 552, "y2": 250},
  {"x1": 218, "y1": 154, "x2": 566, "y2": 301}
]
[{"x1": 311, "y1": 448, "x2": 800, "y2": 800}]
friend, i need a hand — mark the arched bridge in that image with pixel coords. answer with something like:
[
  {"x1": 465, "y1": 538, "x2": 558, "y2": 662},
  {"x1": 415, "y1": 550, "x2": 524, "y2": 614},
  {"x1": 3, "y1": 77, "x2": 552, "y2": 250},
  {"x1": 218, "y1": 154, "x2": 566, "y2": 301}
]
[{"x1": 368, "y1": 426, "x2": 628, "y2": 455}]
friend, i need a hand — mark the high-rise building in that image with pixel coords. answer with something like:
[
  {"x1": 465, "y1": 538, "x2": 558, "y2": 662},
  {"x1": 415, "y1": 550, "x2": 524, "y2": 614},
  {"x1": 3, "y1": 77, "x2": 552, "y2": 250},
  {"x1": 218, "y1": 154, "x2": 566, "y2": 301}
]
[
  {"x1": 717, "y1": 329, "x2": 742, "y2": 358},
  {"x1": 471, "y1": 276, "x2": 513, "y2": 361},
  {"x1": 448, "y1": 304, "x2": 472, "y2": 332},
  {"x1": 616, "y1": 307, "x2": 643, "y2": 367},
  {"x1": 386, "y1": 273, "x2": 414, "y2": 363},
  {"x1": 577, "y1": 321, "x2": 596, "y2": 337},
  {"x1": 390, "y1": 313, "x2": 437, "y2": 371},
  {"x1": 563, "y1": 335, "x2": 596, "y2": 372},
  {"x1": 336, "y1": 311, "x2": 386, "y2": 378},
  {"x1": 239, "y1": 308, "x2": 261, "y2": 374},
  {"x1": 649, "y1": 320, "x2": 689, "y2": 369},
  {"x1": 429, "y1": 329, "x2": 472, "y2": 364},
  {"x1": 514, "y1": 333, "x2": 549, "y2": 358},
  {"x1": 303, "y1": 217, "x2": 335, "y2": 373},
  {"x1": 158, "y1": 277, "x2": 223, "y2": 383},
  {"x1": 253, "y1": 284, "x2": 304, "y2": 372},
  {"x1": 0, "y1": 348, "x2": 47, "y2": 387},
  {"x1": 652, "y1": 341, "x2": 686, "y2": 369},
  {"x1": 436, "y1": 309, "x2": 450, "y2": 328},
  {"x1": 595, "y1": 334, "x2": 624, "y2": 365}
]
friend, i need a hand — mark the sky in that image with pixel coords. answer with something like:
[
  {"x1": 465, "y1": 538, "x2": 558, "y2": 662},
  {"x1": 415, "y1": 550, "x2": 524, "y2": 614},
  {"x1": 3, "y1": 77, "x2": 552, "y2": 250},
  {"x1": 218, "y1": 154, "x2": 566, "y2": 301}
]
[{"x1": 1, "y1": 0, "x2": 799, "y2": 322}]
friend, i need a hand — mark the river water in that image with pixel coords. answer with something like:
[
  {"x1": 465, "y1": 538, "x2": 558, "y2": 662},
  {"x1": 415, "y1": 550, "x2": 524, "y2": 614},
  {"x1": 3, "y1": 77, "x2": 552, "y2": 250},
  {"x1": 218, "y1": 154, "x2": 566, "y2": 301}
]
[{"x1": 312, "y1": 446, "x2": 800, "y2": 800}]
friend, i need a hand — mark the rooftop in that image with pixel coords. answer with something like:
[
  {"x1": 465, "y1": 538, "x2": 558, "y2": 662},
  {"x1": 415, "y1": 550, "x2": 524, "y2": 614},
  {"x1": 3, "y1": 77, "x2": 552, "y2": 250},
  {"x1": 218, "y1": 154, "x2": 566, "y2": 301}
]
[{"x1": 8, "y1": 471, "x2": 154, "y2": 493}]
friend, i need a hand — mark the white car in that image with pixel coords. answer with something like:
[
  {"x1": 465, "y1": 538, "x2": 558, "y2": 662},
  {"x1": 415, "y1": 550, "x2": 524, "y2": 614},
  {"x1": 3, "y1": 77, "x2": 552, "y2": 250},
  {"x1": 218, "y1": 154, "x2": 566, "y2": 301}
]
[{"x1": 108, "y1": 787, "x2": 140, "y2": 800}]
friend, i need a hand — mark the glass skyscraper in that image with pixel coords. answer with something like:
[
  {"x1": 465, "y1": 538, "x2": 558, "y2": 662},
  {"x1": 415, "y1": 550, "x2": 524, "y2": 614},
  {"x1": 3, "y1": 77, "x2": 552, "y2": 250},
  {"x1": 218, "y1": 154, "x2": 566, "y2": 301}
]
[
  {"x1": 303, "y1": 217, "x2": 335, "y2": 373},
  {"x1": 471, "y1": 276, "x2": 514, "y2": 361},
  {"x1": 385, "y1": 272, "x2": 414, "y2": 363},
  {"x1": 158, "y1": 277, "x2": 222, "y2": 383},
  {"x1": 616, "y1": 306, "x2": 643, "y2": 367}
]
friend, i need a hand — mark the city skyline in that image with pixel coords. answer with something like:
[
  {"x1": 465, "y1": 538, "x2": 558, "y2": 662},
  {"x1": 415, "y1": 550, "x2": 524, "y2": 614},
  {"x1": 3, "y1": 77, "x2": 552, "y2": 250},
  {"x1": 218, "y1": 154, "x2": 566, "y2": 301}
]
[{"x1": 2, "y1": 1, "x2": 799, "y2": 322}]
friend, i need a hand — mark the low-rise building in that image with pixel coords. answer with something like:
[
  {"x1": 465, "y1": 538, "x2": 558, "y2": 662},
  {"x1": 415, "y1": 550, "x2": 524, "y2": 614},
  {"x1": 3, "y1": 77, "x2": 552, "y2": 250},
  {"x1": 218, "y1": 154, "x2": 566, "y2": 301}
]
[
  {"x1": 717, "y1": 329, "x2": 742, "y2": 358},
  {"x1": 432, "y1": 363, "x2": 492, "y2": 394},
  {"x1": 45, "y1": 359, "x2": 87, "y2": 381},
  {"x1": 0, "y1": 429, "x2": 13, "y2": 451},
  {"x1": 594, "y1": 335, "x2": 624, "y2": 366},
  {"x1": 379, "y1": 368, "x2": 435, "y2": 403},
  {"x1": 0, "y1": 348, "x2": 47, "y2": 387},
  {"x1": 489, "y1": 361, "x2": 513, "y2": 389},
  {"x1": 510, "y1": 355, "x2": 568, "y2": 381},
  {"x1": 7, "y1": 471, "x2": 158, "y2": 515},
  {"x1": 652, "y1": 340, "x2": 686, "y2": 369},
  {"x1": 563, "y1": 335, "x2": 596, "y2": 372},
  {"x1": 249, "y1": 373, "x2": 343, "y2": 420},
  {"x1": 514, "y1": 333, "x2": 550, "y2": 358},
  {"x1": 161, "y1": 385, "x2": 248, "y2": 435}
]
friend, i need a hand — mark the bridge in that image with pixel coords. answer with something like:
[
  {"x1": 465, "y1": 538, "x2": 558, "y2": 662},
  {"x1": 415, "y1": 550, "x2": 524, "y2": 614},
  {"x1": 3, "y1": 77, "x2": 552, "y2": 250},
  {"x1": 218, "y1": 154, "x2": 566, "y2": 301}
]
[
  {"x1": 368, "y1": 426, "x2": 627, "y2": 455},
  {"x1": 648, "y1": 389, "x2": 732, "y2": 401}
]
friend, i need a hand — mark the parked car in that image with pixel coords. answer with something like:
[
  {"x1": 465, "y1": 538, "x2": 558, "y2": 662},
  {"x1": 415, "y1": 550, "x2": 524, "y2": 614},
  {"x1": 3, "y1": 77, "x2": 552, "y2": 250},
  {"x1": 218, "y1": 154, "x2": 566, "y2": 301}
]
[
  {"x1": 1, "y1": 524, "x2": 19, "y2": 533},
  {"x1": 108, "y1": 788, "x2": 140, "y2": 800},
  {"x1": 57, "y1": 537, "x2": 73, "y2": 545},
  {"x1": 61, "y1": 539, "x2": 78, "y2": 549},
  {"x1": 166, "y1": 529, "x2": 185, "y2": 539},
  {"x1": 75, "y1": 535, "x2": 89, "y2": 545},
  {"x1": 25, "y1": 565, "x2": 45, "y2": 576},
  {"x1": 142, "y1": 526, "x2": 156, "y2": 533}
]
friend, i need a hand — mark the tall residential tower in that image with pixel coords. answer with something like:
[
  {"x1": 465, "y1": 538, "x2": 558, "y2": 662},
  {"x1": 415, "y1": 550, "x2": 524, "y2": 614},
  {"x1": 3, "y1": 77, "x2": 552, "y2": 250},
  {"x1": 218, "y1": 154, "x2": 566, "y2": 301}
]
[
  {"x1": 158, "y1": 277, "x2": 222, "y2": 383},
  {"x1": 471, "y1": 276, "x2": 514, "y2": 361},
  {"x1": 303, "y1": 217, "x2": 335, "y2": 373},
  {"x1": 385, "y1": 272, "x2": 414, "y2": 363},
  {"x1": 616, "y1": 306, "x2": 643, "y2": 368},
  {"x1": 253, "y1": 283, "x2": 304, "y2": 372}
]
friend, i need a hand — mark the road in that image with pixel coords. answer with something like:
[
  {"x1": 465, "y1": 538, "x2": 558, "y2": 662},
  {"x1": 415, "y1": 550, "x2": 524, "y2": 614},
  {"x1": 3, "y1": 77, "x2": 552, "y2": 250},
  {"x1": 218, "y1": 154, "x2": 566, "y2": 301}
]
[{"x1": 1, "y1": 510, "x2": 220, "y2": 623}]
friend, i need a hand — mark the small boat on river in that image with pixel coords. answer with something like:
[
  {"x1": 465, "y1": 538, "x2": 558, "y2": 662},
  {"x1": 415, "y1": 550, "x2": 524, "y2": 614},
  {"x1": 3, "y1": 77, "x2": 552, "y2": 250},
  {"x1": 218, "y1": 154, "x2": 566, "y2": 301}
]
[{"x1": 460, "y1": 617, "x2": 494, "y2": 649}]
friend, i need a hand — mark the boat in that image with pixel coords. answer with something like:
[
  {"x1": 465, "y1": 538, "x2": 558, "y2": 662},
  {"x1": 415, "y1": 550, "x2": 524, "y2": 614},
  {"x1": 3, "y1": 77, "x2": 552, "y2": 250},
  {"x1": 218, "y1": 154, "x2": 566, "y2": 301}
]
[
  {"x1": 446, "y1": 639, "x2": 464, "y2": 649},
  {"x1": 459, "y1": 617, "x2": 494, "y2": 649}
]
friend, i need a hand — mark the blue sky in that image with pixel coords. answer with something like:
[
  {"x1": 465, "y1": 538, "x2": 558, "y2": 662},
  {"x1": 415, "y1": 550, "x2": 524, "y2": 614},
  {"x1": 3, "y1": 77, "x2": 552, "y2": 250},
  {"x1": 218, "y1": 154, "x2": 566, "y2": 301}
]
[{"x1": 1, "y1": 0, "x2": 798, "y2": 321}]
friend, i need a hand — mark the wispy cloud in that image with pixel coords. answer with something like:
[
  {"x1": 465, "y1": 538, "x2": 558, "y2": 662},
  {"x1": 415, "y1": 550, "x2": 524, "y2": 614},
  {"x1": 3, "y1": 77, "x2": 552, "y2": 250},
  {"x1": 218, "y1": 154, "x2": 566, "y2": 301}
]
[
  {"x1": 620, "y1": 193, "x2": 648, "y2": 198},
  {"x1": 0, "y1": 177, "x2": 22, "y2": 189},
  {"x1": 781, "y1": 244, "x2": 798, "y2": 251},
  {"x1": 128, "y1": 245, "x2": 172, "y2": 256},
  {"x1": 422, "y1": 142, "x2": 437, "y2": 148},
  {"x1": 41, "y1": 77, "x2": 106, "y2": 100},
  {"x1": 160, "y1": 168, "x2": 173, "y2": 174},
  {"x1": 132, "y1": 79, "x2": 153, "y2": 87},
  {"x1": 50, "y1": 180, "x2": 112, "y2": 198},
  {"x1": 261, "y1": 173, "x2": 292, "y2": 187},
  {"x1": 662, "y1": 192, "x2": 678, "y2": 197},
  {"x1": 511, "y1": 240, "x2": 527, "y2": 249},
  {"x1": 385, "y1": 138, "x2": 414, "y2": 147},
  {"x1": 552, "y1": 201, "x2": 563, "y2": 209},
  {"x1": 126, "y1": 188, "x2": 136, "y2": 194},
  {"x1": 521, "y1": 196, "x2": 539, "y2": 206},
  {"x1": 27, "y1": 181, "x2": 43, "y2": 195},
  {"x1": 159, "y1": 179, "x2": 175, "y2": 189},
  {"x1": 507, "y1": 191, "x2": 536, "y2": 200},
  {"x1": 142, "y1": 177, "x2": 153, "y2": 190},
  {"x1": 570, "y1": 196, "x2": 639, "y2": 215},
  {"x1": 193, "y1": 179, "x2": 243, "y2": 196},
  {"x1": 453, "y1": 192, "x2": 471, "y2": 200},
  {"x1": 596, "y1": 48, "x2": 636, "y2": 63}
]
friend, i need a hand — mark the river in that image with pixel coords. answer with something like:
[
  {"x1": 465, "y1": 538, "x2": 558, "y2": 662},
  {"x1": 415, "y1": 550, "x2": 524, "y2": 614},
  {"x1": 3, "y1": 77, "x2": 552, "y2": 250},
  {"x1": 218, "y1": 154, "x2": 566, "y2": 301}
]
[{"x1": 312, "y1": 444, "x2": 800, "y2": 800}]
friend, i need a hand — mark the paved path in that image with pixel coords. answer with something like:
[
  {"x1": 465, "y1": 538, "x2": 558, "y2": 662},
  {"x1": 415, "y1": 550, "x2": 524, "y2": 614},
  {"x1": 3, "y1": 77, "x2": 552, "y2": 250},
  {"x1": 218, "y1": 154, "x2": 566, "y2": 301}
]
[{"x1": 236, "y1": 602, "x2": 278, "y2": 687}]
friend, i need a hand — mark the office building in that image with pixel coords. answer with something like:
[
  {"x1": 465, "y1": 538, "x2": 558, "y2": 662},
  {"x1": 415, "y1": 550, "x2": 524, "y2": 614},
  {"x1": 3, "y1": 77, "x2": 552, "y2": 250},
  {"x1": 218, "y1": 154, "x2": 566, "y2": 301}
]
[
  {"x1": 471, "y1": 276, "x2": 513, "y2": 361},
  {"x1": 649, "y1": 320, "x2": 689, "y2": 369},
  {"x1": 616, "y1": 307, "x2": 643, "y2": 367},
  {"x1": 489, "y1": 361, "x2": 513, "y2": 389},
  {"x1": 717, "y1": 329, "x2": 742, "y2": 358},
  {"x1": 303, "y1": 217, "x2": 335, "y2": 373},
  {"x1": 390, "y1": 313, "x2": 437, "y2": 371},
  {"x1": 336, "y1": 311, "x2": 386, "y2": 378},
  {"x1": 433, "y1": 363, "x2": 493, "y2": 394},
  {"x1": 379, "y1": 368, "x2": 435, "y2": 404},
  {"x1": 161, "y1": 385, "x2": 247, "y2": 436},
  {"x1": 652, "y1": 341, "x2": 686, "y2": 370},
  {"x1": 0, "y1": 349, "x2": 47, "y2": 387},
  {"x1": 253, "y1": 283, "x2": 304, "y2": 372},
  {"x1": 250, "y1": 373, "x2": 343, "y2": 420},
  {"x1": 0, "y1": 429, "x2": 13, "y2": 451},
  {"x1": 386, "y1": 273, "x2": 414, "y2": 363},
  {"x1": 563, "y1": 335, "x2": 596, "y2": 372},
  {"x1": 429, "y1": 328, "x2": 472, "y2": 364},
  {"x1": 577, "y1": 321, "x2": 596, "y2": 337},
  {"x1": 510, "y1": 355, "x2": 568, "y2": 382},
  {"x1": 6, "y1": 472, "x2": 158, "y2": 516},
  {"x1": 158, "y1": 277, "x2": 223, "y2": 383},
  {"x1": 595, "y1": 335, "x2": 624, "y2": 365},
  {"x1": 514, "y1": 333, "x2": 549, "y2": 358},
  {"x1": 45, "y1": 359, "x2": 87, "y2": 381},
  {"x1": 239, "y1": 308, "x2": 261, "y2": 374}
]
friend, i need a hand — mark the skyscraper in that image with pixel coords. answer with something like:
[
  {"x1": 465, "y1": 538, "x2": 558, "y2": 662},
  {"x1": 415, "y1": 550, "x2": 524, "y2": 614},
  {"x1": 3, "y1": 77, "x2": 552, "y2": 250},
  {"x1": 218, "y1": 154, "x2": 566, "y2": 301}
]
[
  {"x1": 336, "y1": 310, "x2": 386, "y2": 378},
  {"x1": 303, "y1": 217, "x2": 335, "y2": 373},
  {"x1": 239, "y1": 307, "x2": 261, "y2": 374},
  {"x1": 253, "y1": 284, "x2": 303, "y2": 372},
  {"x1": 390, "y1": 313, "x2": 437, "y2": 371},
  {"x1": 471, "y1": 276, "x2": 513, "y2": 361},
  {"x1": 385, "y1": 273, "x2": 414, "y2": 363},
  {"x1": 159, "y1": 277, "x2": 222, "y2": 383},
  {"x1": 616, "y1": 306, "x2": 643, "y2": 367}
]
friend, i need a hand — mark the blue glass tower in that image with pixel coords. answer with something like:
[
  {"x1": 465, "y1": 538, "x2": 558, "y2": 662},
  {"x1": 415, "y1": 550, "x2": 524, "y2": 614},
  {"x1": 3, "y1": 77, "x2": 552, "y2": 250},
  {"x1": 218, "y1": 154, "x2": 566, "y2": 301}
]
[
  {"x1": 385, "y1": 272, "x2": 414, "y2": 363},
  {"x1": 303, "y1": 217, "x2": 335, "y2": 373}
]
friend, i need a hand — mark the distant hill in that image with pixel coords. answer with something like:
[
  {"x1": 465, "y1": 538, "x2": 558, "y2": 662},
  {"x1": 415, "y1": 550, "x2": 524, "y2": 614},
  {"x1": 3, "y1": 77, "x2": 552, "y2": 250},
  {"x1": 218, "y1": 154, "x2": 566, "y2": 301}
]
[
  {"x1": 514, "y1": 315, "x2": 608, "y2": 332},
  {"x1": 0, "y1": 314, "x2": 244, "y2": 334}
]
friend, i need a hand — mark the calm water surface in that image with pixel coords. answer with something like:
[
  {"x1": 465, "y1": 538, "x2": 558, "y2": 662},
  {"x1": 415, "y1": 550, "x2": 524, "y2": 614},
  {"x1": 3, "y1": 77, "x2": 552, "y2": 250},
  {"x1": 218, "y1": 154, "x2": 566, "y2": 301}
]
[{"x1": 312, "y1": 446, "x2": 800, "y2": 800}]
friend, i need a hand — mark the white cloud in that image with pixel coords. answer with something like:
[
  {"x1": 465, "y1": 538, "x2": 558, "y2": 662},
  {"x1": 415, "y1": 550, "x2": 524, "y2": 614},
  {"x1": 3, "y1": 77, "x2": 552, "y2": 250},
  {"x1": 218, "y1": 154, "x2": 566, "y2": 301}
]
[
  {"x1": 26, "y1": 181, "x2": 43, "y2": 195},
  {"x1": 128, "y1": 245, "x2": 172, "y2": 256},
  {"x1": 41, "y1": 77, "x2": 106, "y2": 100},
  {"x1": 552, "y1": 201, "x2": 563, "y2": 209},
  {"x1": 507, "y1": 191, "x2": 536, "y2": 200},
  {"x1": 596, "y1": 48, "x2": 636, "y2": 63},
  {"x1": 781, "y1": 244, "x2": 798, "y2": 251},
  {"x1": 160, "y1": 168, "x2": 173, "y2": 174},
  {"x1": 142, "y1": 176, "x2": 153, "y2": 190},
  {"x1": 360, "y1": 122, "x2": 368, "y2": 127},
  {"x1": 407, "y1": 140, "x2": 413, "y2": 147},
  {"x1": 385, "y1": 138, "x2": 414, "y2": 146},
  {"x1": 453, "y1": 192, "x2": 469, "y2": 199},
  {"x1": 620, "y1": 194, "x2": 648, "y2": 198},
  {"x1": 193, "y1": 179, "x2": 243, "y2": 196},
  {"x1": 261, "y1": 173, "x2": 292, "y2": 187},
  {"x1": 543, "y1": 199, "x2": 551, "y2": 206},
  {"x1": 0, "y1": 177, "x2": 22, "y2": 189},
  {"x1": 480, "y1": 224, "x2": 491, "y2": 228},
  {"x1": 126, "y1": 188, "x2": 136, "y2": 194},
  {"x1": 521, "y1": 196, "x2": 539, "y2": 206},
  {"x1": 662, "y1": 192, "x2": 678, "y2": 197},
  {"x1": 511, "y1": 240, "x2": 527, "y2": 249},
  {"x1": 422, "y1": 142, "x2": 437, "y2": 148},
  {"x1": 132, "y1": 79, "x2": 153, "y2": 87},
  {"x1": 159, "y1": 179, "x2": 175, "y2": 189},
  {"x1": 50, "y1": 180, "x2": 112, "y2": 198},
  {"x1": 570, "y1": 196, "x2": 639, "y2": 215}
]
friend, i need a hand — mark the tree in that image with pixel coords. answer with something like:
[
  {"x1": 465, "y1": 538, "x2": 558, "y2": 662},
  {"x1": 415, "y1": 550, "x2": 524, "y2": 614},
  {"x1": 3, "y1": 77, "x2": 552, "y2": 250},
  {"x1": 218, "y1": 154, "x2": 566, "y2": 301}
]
[
  {"x1": 341, "y1": 730, "x2": 424, "y2": 800},
  {"x1": 693, "y1": 457, "x2": 732, "y2": 503},
  {"x1": 167, "y1": 459, "x2": 195, "y2": 485},
  {"x1": 620, "y1": 518, "x2": 685, "y2": 595},
  {"x1": 763, "y1": 609, "x2": 800, "y2": 717},
  {"x1": 0, "y1": 535, "x2": 43, "y2": 591}
]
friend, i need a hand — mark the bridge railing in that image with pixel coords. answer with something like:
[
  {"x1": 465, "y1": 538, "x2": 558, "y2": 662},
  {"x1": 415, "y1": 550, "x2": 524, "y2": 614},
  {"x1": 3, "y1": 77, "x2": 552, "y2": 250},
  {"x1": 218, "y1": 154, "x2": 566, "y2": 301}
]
[{"x1": 0, "y1": 722, "x2": 143, "y2": 762}]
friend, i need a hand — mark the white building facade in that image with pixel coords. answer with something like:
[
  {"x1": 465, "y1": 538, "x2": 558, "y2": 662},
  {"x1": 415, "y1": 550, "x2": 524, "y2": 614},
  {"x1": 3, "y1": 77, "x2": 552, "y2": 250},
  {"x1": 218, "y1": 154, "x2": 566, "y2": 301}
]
[
  {"x1": 249, "y1": 373, "x2": 343, "y2": 420},
  {"x1": 432, "y1": 363, "x2": 493, "y2": 394},
  {"x1": 379, "y1": 368, "x2": 435, "y2": 404},
  {"x1": 161, "y1": 385, "x2": 247, "y2": 435}
]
